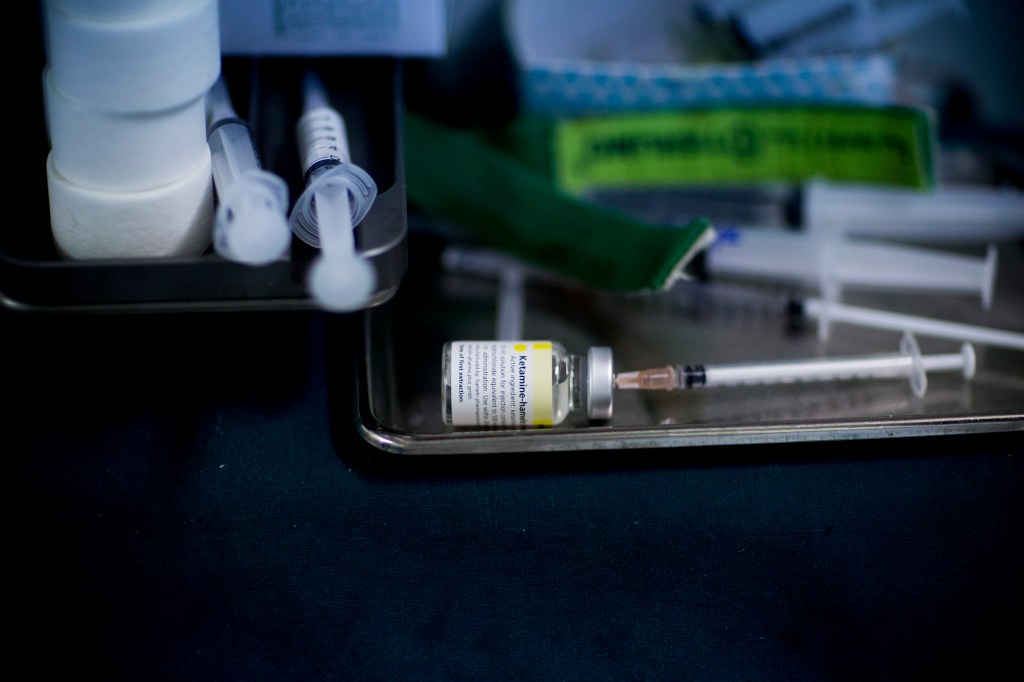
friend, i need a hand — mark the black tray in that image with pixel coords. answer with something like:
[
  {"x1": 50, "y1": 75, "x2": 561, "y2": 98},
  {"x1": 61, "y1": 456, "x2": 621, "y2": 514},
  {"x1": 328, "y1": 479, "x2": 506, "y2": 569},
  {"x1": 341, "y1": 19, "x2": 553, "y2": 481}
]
[{"x1": 0, "y1": 11, "x2": 406, "y2": 314}]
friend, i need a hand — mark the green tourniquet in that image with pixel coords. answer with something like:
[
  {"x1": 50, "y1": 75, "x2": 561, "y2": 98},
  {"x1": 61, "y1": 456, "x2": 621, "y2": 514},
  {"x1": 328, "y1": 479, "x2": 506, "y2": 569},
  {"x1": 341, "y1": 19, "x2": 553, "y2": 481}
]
[
  {"x1": 403, "y1": 112, "x2": 713, "y2": 293},
  {"x1": 554, "y1": 105, "x2": 936, "y2": 194}
]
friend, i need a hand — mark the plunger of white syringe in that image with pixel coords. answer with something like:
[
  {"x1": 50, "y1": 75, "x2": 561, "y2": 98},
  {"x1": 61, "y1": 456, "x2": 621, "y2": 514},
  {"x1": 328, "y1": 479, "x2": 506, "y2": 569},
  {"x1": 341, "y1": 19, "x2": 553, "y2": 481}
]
[{"x1": 306, "y1": 178, "x2": 377, "y2": 312}]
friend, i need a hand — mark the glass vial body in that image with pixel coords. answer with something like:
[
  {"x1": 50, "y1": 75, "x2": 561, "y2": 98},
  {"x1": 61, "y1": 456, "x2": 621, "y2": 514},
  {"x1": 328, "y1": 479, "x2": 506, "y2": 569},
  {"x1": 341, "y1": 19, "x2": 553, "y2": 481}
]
[{"x1": 441, "y1": 340, "x2": 613, "y2": 428}]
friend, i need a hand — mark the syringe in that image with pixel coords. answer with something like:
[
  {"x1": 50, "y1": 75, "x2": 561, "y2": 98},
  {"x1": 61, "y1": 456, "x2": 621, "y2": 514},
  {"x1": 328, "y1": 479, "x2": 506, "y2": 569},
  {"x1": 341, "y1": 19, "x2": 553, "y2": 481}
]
[
  {"x1": 802, "y1": 297, "x2": 1024, "y2": 350},
  {"x1": 704, "y1": 225, "x2": 998, "y2": 309},
  {"x1": 803, "y1": 179, "x2": 1024, "y2": 246},
  {"x1": 614, "y1": 333, "x2": 975, "y2": 398},
  {"x1": 205, "y1": 75, "x2": 290, "y2": 266},
  {"x1": 289, "y1": 71, "x2": 378, "y2": 312}
]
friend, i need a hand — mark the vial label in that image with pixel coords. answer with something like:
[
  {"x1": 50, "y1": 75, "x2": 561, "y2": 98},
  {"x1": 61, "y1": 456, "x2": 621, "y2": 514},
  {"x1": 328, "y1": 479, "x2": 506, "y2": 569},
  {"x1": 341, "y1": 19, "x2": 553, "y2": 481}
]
[{"x1": 450, "y1": 341, "x2": 553, "y2": 427}]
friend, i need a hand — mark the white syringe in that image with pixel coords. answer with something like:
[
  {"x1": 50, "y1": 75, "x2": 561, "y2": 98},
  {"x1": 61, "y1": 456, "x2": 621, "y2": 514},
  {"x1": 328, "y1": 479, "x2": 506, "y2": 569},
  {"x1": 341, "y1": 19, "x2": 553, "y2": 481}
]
[
  {"x1": 803, "y1": 180, "x2": 1024, "y2": 246},
  {"x1": 206, "y1": 75, "x2": 291, "y2": 266},
  {"x1": 802, "y1": 297, "x2": 1024, "y2": 350},
  {"x1": 704, "y1": 226, "x2": 998, "y2": 309},
  {"x1": 289, "y1": 71, "x2": 378, "y2": 312},
  {"x1": 614, "y1": 333, "x2": 975, "y2": 398}
]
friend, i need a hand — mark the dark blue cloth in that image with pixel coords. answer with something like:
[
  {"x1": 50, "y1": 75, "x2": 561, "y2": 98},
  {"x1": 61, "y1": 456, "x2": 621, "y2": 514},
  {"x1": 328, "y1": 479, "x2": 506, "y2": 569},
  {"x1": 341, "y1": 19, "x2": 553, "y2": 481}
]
[{"x1": 8, "y1": 310, "x2": 1022, "y2": 681}]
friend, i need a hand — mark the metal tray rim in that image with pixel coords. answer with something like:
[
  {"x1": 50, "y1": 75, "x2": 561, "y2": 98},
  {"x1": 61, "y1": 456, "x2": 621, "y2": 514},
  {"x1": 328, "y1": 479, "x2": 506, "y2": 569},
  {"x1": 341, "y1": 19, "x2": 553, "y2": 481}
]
[{"x1": 354, "y1": 361, "x2": 1024, "y2": 455}]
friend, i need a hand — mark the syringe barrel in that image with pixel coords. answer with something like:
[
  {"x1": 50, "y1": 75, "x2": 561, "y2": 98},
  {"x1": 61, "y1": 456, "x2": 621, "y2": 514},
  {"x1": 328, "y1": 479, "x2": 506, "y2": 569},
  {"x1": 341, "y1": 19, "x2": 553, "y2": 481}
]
[
  {"x1": 615, "y1": 335, "x2": 974, "y2": 396},
  {"x1": 208, "y1": 118, "x2": 262, "y2": 197},
  {"x1": 296, "y1": 105, "x2": 352, "y2": 181},
  {"x1": 703, "y1": 355, "x2": 915, "y2": 387}
]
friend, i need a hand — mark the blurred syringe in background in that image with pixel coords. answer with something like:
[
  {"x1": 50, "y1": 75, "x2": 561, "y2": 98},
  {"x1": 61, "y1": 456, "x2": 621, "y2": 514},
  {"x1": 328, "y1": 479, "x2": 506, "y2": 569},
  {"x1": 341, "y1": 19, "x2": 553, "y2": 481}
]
[
  {"x1": 289, "y1": 71, "x2": 378, "y2": 312},
  {"x1": 205, "y1": 75, "x2": 291, "y2": 266},
  {"x1": 703, "y1": 225, "x2": 999, "y2": 309},
  {"x1": 803, "y1": 180, "x2": 1024, "y2": 246}
]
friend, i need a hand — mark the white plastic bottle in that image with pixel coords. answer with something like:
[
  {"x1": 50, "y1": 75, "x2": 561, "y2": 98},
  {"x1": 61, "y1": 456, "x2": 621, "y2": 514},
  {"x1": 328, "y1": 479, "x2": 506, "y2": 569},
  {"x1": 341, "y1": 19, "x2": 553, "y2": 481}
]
[{"x1": 441, "y1": 341, "x2": 613, "y2": 428}]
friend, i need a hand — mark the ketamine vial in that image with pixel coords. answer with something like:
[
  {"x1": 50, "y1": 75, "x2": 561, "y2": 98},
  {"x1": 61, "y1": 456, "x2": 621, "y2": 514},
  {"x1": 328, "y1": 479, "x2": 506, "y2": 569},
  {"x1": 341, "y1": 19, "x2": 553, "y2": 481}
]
[{"x1": 442, "y1": 340, "x2": 613, "y2": 428}]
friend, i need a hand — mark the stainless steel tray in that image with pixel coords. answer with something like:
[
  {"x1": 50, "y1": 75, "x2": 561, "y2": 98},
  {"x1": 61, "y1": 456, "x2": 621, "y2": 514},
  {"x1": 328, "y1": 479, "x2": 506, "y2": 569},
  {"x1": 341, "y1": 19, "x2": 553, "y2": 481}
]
[{"x1": 355, "y1": 231, "x2": 1024, "y2": 454}]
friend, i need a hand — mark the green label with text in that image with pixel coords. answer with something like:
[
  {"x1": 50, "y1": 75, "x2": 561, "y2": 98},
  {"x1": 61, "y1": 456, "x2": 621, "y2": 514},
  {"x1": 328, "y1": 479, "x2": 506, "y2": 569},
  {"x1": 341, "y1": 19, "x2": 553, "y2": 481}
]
[{"x1": 554, "y1": 105, "x2": 934, "y2": 194}]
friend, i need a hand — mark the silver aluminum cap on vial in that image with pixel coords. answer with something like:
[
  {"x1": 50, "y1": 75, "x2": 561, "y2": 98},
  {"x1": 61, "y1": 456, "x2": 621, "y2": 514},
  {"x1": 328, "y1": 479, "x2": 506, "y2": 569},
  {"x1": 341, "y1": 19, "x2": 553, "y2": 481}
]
[{"x1": 587, "y1": 346, "x2": 614, "y2": 420}]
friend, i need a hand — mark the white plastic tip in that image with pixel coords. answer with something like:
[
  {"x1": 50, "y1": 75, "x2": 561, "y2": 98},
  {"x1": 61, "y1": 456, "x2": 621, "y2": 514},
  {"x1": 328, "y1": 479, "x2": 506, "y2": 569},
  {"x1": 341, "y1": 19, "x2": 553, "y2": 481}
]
[
  {"x1": 308, "y1": 252, "x2": 377, "y2": 313},
  {"x1": 216, "y1": 212, "x2": 291, "y2": 266},
  {"x1": 214, "y1": 175, "x2": 291, "y2": 266}
]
